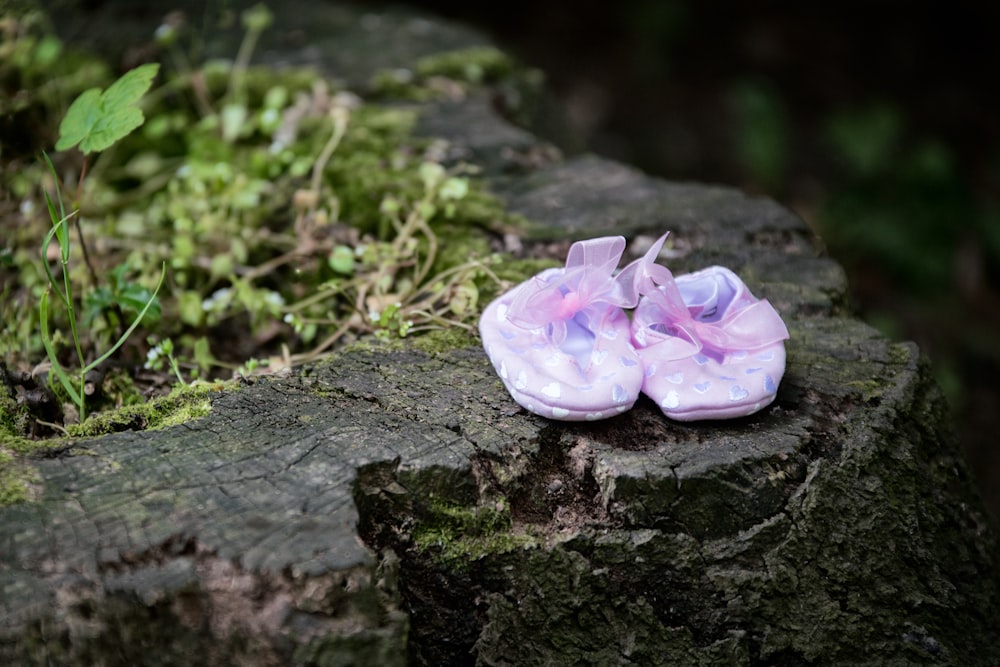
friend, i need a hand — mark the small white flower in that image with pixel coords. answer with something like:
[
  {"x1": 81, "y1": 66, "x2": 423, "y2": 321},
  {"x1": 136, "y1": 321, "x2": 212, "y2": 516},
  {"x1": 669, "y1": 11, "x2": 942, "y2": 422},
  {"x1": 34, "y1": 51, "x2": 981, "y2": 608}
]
[{"x1": 202, "y1": 287, "x2": 232, "y2": 311}]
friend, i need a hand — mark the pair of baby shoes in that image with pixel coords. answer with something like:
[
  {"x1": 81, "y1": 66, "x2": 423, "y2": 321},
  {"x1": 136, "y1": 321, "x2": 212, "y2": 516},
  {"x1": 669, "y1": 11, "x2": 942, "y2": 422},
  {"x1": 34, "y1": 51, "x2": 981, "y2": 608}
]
[{"x1": 479, "y1": 233, "x2": 790, "y2": 421}]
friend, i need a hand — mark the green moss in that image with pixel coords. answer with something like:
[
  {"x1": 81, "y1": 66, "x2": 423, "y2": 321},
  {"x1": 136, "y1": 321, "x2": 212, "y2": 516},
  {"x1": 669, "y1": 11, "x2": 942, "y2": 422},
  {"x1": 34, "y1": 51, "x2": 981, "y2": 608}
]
[
  {"x1": 371, "y1": 46, "x2": 515, "y2": 100},
  {"x1": 409, "y1": 328, "x2": 478, "y2": 354},
  {"x1": 369, "y1": 69, "x2": 433, "y2": 101},
  {"x1": 412, "y1": 494, "x2": 536, "y2": 568},
  {"x1": 0, "y1": 449, "x2": 36, "y2": 506},
  {"x1": 66, "y1": 380, "x2": 227, "y2": 438},
  {"x1": 0, "y1": 389, "x2": 30, "y2": 440},
  {"x1": 325, "y1": 105, "x2": 421, "y2": 235},
  {"x1": 846, "y1": 378, "x2": 889, "y2": 402},
  {"x1": 418, "y1": 528, "x2": 536, "y2": 570},
  {"x1": 416, "y1": 46, "x2": 515, "y2": 84},
  {"x1": 888, "y1": 341, "x2": 914, "y2": 366},
  {"x1": 0, "y1": 390, "x2": 50, "y2": 504},
  {"x1": 87, "y1": 367, "x2": 148, "y2": 414}
]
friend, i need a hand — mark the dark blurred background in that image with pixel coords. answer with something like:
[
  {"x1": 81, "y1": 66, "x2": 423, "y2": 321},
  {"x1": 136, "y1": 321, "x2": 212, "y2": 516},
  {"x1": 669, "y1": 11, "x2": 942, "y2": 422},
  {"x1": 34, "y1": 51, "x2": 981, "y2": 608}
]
[{"x1": 394, "y1": 0, "x2": 1000, "y2": 516}]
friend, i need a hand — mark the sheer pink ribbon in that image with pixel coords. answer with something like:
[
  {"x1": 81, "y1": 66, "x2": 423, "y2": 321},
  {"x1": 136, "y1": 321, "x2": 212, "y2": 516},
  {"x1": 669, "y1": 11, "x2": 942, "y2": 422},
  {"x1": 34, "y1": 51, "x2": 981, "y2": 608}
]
[
  {"x1": 507, "y1": 235, "x2": 639, "y2": 346},
  {"x1": 626, "y1": 233, "x2": 790, "y2": 361}
]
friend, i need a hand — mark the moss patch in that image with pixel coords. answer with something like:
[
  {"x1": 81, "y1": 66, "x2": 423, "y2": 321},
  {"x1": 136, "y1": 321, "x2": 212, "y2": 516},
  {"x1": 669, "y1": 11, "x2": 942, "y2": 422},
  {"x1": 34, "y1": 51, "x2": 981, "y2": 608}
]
[
  {"x1": 409, "y1": 328, "x2": 478, "y2": 354},
  {"x1": 0, "y1": 389, "x2": 31, "y2": 441},
  {"x1": 412, "y1": 494, "x2": 536, "y2": 568},
  {"x1": 66, "y1": 380, "x2": 226, "y2": 439},
  {"x1": 371, "y1": 46, "x2": 515, "y2": 100},
  {"x1": 0, "y1": 449, "x2": 37, "y2": 506},
  {"x1": 416, "y1": 46, "x2": 515, "y2": 84}
]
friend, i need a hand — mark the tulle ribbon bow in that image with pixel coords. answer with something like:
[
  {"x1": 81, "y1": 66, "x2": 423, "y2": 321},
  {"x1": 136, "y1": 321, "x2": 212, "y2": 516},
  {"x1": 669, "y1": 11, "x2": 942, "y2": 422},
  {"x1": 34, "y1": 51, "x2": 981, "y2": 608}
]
[
  {"x1": 507, "y1": 236, "x2": 639, "y2": 346},
  {"x1": 627, "y1": 233, "x2": 790, "y2": 361}
]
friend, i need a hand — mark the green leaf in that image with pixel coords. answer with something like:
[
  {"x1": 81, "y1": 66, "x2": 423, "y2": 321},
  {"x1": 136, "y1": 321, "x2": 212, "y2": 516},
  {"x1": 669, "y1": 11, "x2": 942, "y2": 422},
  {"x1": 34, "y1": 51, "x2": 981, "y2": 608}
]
[
  {"x1": 84, "y1": 286, "x2": 114, "y2": 326},
  {"x1": 439, "y1": 177, "x2": 469, "y2": 201},
  {"x1": 193, "y1": 337, "x2": 216, "y2": 373},
  {"x1": 85, "y1": 262, "x2": 166, "y2": 374},
  {"x1": 101, "y1": 62, "x2": 159, "y2": 109},
  {"x1": 178, "y1": 291, "x2": 205, "y2": 327},
  {"x1": 118, "y1": 283, "x2": 161, "y2": 319},
  {"x1": 86, "y1": 260, "x2": 163, "y2": 324},
  {"x1": 419, "y1": 162, "x2": 445, "y2": 190},
  {"x1": 55, "y1": 63, "x2": 160, "y2": 154},
  {"x1": 329, "y1": 245, "x2": 356, "y2": 275},
  {"x1": 55, "y1": 88, "x2": 101, "y2": 151},
  {"x1": 220, "y1": 103, "x2": 248, "y2": 143},
  {"x1": 449, "y1": 283, "x2": 478, "y2": 316},
  {"x1": 79, "y1": 107, "x2": 144, "y2": 153},
  {"x1": 35, "y1": 35, "x2": 63, "y2": 67},
  {"x1": 107, "y1": 262, "x2": 130, "y2": 292},
  {"x1": 242, "y1": 3, "x2": 274, "y2": 32}
]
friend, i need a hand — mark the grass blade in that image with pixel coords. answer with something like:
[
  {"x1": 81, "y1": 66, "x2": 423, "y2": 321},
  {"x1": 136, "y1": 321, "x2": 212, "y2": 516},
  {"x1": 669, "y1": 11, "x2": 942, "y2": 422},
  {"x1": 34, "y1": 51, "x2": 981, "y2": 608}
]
[
  {"x1": 40, "y1": 216, "x2": 71, "y2": 309},
  {"x1": 41, "y1": 152, "x2": 67, "y2": 222},
  {"x1": 39, "y1": 287, "x2": 83, "y2": 409}
]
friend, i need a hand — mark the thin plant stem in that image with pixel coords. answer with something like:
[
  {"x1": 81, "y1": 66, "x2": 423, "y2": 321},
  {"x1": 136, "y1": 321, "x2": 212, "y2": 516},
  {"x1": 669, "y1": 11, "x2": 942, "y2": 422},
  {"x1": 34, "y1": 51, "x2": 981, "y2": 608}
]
[
  {"x1": 227, "y1": 14, "x2": 268, "y2": 103},
  {"x1": 410, "y1": 215, "x2": 438, "y2": 288},
  {"x1": 72, "y1": 156, "x2": 100, "y2": 287},
  {"x1": 72, "y1": 154, "x2": 125, "y2": 336},
  {"x1": 40, "y1": 163, "x2": 87, "y2": 371},
  {"x1": 34, "y1": 420, "x2": 69, "y2": 436},
  {"x1": 309, "y1": 107, "x2": 350, "y2": 211}
]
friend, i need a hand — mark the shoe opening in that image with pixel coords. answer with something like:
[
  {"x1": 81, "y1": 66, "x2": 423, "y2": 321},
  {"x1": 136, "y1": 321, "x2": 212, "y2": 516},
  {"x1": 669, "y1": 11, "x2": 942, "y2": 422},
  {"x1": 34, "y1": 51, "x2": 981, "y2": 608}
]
[
  {"x1": 676, "y1": 269, "x2": 738, "y2": 323},
  {"x1": 558, "y1": 312, "x2": 596, "y2": 368}
]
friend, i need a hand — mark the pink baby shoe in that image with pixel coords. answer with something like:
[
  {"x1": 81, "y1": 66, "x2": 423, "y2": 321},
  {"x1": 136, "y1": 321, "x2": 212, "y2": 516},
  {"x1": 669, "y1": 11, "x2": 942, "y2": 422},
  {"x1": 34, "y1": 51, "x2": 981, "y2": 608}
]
[
  {"x1": 627, "y1": 233, "x2": 790, "y2": 421},
  {"x1": 479, "y1": 236, "x2": 645, "y2": 421}
]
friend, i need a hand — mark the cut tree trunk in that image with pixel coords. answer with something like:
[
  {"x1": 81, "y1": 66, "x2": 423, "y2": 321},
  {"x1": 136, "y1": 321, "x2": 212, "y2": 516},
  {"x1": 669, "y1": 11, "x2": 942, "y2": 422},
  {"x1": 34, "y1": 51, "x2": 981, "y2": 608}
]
[{"x1": 3, "y1": 2, "x2": 998, "y2": 665}]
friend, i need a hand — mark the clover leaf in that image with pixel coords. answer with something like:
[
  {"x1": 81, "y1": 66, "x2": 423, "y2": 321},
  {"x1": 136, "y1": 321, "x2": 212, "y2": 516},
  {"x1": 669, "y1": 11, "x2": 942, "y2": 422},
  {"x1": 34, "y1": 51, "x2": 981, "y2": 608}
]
[{"x1": 56, "y1": 63, "x2": 160, "y2": 154}]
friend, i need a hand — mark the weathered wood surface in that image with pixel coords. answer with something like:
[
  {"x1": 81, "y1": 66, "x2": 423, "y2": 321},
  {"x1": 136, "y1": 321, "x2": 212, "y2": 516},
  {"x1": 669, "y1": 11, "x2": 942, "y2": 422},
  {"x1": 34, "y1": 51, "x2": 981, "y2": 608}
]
[{"x1": 4, "y1": 2, "x2": 999, "y2": 665}]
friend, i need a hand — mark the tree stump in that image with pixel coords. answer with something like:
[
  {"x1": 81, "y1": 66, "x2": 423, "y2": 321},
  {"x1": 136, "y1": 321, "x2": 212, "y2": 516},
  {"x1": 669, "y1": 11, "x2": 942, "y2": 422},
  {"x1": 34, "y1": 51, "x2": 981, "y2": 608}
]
[{"x1": 3, "y1": 2, "x2": 998, "y2": 665}]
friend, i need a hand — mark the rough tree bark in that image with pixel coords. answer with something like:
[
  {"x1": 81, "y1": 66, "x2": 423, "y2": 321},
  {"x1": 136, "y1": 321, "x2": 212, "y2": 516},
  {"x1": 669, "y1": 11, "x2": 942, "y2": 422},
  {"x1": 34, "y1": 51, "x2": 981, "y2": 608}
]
[{"x1": 3, "y1": 2, "x2": 998, "y2": 665}]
